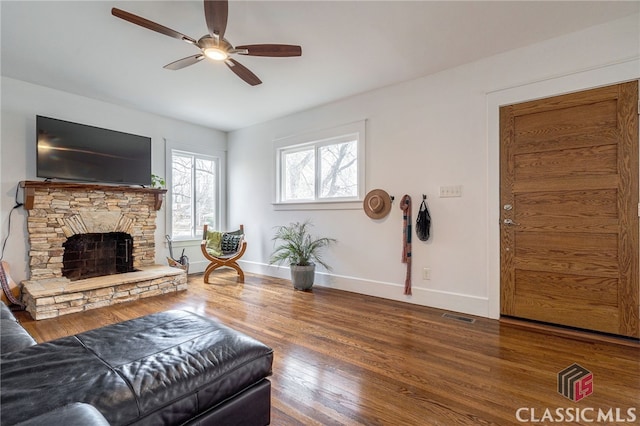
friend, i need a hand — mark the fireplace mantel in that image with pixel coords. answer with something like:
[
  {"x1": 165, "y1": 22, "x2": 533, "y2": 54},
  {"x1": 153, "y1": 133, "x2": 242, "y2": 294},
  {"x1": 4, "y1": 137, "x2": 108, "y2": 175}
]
[{"x1": 20, "y1": 181, "x2": 167, "y2": 210}]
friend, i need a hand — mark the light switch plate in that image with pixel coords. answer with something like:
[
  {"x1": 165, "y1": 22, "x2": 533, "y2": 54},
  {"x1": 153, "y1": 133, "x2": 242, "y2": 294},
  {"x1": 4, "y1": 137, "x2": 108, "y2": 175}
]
[{"x1": 439, "y1": 185, "x2": 462, "y2": 198}]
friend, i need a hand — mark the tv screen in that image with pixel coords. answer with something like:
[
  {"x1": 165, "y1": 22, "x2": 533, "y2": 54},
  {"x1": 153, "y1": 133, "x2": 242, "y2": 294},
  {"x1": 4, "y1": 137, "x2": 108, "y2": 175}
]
[{"x1": 36, "y1": 115, "x2": 152, "y2": 186}]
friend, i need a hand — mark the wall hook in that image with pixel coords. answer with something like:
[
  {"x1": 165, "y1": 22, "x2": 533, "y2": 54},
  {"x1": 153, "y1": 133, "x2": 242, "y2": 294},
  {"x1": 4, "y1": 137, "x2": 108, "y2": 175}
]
[{"x1": 422, "y1": 194, "x2": 427, "y2": 200}]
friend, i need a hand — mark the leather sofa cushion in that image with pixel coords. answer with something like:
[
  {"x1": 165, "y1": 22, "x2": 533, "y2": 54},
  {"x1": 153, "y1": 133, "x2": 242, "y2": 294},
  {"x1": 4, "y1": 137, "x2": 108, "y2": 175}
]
[
  {"x1": 0, "y1": 303, "x2": 36, "y2": 354},
  {"x1": 14, "y1": 402, "x2": 110, "y2": 426},
  {"x1": 1, "y1": 335, "x2": 140, "y2": 425},
  {"x1": 1, "y1": 309, "x2": 273, "y2": 426},
  {"x1": 77, "y1": 310, "x2": 274, "y2": 423}
]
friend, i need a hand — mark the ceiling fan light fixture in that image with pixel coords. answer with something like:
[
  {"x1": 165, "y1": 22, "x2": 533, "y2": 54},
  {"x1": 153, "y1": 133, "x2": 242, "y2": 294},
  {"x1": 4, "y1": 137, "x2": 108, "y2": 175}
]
[
  {"x1": 111, "y1": 2, "x2": 301, "y2": 86},
  {"x1": 204, "y1": 47, "x2": 228, "y2": 61}
]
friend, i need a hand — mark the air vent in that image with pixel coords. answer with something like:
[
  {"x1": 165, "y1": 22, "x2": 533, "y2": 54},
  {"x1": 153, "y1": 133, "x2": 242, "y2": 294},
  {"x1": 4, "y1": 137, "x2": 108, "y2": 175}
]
[{"x1": 442, "y1": 313, "x2": 476, "y2": 324}]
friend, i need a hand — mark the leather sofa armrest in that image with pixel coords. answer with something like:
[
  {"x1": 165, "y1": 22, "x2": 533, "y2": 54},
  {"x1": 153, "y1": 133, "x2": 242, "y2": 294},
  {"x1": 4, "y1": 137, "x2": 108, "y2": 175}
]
[{"x1": 1, "y1": 303, "x2": 36, "y2": 354}]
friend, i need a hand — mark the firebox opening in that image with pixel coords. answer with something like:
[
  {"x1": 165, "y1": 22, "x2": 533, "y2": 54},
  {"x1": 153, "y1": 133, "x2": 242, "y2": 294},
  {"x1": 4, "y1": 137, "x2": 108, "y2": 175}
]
[{"x1": 62, "y1": 232, "x2": 136, "y2": 281}]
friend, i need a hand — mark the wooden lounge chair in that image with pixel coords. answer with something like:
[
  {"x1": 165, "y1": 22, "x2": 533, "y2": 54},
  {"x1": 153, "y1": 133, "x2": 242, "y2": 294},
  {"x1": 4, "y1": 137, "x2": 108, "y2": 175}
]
[{"x1": 200, "y1": 224, "x2": 247, "y2": 283}]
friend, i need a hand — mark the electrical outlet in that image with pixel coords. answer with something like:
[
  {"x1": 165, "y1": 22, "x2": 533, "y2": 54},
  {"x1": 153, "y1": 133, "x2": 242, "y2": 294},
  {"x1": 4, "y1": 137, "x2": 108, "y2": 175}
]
[
  {"x1": 422, "y1": 268, "x2": 431, "y2": 280},
  {"x1": 439, "y1": 185, "x2": 463, "y2": 198}
]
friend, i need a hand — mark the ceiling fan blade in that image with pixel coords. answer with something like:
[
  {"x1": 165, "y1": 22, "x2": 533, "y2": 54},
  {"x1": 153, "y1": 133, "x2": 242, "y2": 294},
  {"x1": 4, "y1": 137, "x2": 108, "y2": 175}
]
[
  {"x1": 225, "y1": 59, "x2": 262, "y2": 86},
  {"x1": 204, "y1": 0, "x2": 228, "y2": 41},
  {"x1": 112, "y1": 8, "x2": 197, "y2": 45},
  {"x1": 235, "y1": 44, "x2": 302, "y2": 57},
  {"x1": 164, "y1": 55, "x2": 205, "y2": 70}
]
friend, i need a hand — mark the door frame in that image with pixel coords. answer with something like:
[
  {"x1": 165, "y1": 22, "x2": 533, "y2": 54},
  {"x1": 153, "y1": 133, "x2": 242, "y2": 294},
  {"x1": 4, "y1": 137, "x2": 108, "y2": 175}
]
[{"x1": 486, "y1": 60, "x2": 639, "y2": 320}]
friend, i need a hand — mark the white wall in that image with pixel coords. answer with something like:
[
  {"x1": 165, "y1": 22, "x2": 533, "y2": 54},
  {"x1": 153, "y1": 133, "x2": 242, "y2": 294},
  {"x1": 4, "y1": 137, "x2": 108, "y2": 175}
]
[
  {"x1": 0, "y1": 77, "x2": 227, "y2": 283},
  {"x1": 227, "y1": 14, "x2": 640, "y2": 318}
]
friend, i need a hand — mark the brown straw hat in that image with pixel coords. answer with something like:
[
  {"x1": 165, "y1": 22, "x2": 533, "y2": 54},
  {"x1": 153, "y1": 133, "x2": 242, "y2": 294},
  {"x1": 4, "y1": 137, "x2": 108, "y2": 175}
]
[{"x1": 363, "y1": 189, "x2": 392, "y2": 219}]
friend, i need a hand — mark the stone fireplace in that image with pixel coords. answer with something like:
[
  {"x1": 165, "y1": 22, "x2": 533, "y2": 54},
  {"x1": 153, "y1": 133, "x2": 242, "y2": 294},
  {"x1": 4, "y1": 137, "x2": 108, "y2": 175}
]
[{"x1": 20, "y1": 181, "x2": 187, "y2": 320}]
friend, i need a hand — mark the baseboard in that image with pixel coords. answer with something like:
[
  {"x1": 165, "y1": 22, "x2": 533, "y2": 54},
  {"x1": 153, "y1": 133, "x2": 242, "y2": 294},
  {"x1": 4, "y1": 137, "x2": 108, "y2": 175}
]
[
  {"x1": 239, "y1": 260, "x2": 490, "y2": 318},
  {"x1": 183, "y1": 259, "x2": 208, "y2": 274}
]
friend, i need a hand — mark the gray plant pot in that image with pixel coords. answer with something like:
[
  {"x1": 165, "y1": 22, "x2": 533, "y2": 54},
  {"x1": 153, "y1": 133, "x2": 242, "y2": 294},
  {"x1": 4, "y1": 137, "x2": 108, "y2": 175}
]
[{"x1": 290, "y1": 263, "x2": 315, "y2": 291}]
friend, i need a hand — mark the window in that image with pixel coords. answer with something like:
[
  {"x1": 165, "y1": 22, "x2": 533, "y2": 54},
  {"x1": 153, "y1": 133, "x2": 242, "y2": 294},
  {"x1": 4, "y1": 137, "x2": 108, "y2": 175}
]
[
  {"x1": 171, "y1": 150, "x2": 219, "y2": 239},
  {"x1": 275, "y1": 120, "x2": 365, "y2": 205}
]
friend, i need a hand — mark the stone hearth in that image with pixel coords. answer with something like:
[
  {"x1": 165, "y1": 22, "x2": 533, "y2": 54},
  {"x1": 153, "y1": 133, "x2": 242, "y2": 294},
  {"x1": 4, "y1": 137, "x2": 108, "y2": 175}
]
[
  {"x1": 22, "y1": 265, "x2": 186, "y2": 320},
  {"x1": 20, "y1": 181, "x2": 186, "y2": 319}
]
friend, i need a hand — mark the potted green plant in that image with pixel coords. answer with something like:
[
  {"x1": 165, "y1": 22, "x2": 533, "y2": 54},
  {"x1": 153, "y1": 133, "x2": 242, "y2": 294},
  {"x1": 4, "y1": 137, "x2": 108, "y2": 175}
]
[
  {"x1": 270, "y1": 220, "x2": 337, "y2": 291},
  {"x1": 151, "y1": 174, "x2": 166, "y2": 189}
]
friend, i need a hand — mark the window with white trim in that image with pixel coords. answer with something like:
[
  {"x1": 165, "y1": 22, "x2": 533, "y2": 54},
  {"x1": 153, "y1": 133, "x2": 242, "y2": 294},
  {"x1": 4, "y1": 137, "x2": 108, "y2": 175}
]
[
  {"x1": 275, "y1": 120, "x2": 365, "y2": 205},
  {"x1": 170, "y1": 150, "x2": 220, "y2": 239}
]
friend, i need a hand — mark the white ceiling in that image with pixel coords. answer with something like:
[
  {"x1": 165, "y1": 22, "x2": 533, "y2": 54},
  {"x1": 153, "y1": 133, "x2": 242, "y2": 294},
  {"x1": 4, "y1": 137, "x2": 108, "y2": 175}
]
[{"x1": 2, "y1": 1, "x2": 638, "y2": 132}]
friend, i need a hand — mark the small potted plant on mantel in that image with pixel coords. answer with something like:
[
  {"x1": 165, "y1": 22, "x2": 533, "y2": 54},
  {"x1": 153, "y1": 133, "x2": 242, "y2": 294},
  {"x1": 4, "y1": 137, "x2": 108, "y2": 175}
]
[
  {"x1": 151, "y1": 174, "x2": 166, "y2": 189},
  {"x1": 269, "y1": 220, "x2": 337, "y2": 291}
]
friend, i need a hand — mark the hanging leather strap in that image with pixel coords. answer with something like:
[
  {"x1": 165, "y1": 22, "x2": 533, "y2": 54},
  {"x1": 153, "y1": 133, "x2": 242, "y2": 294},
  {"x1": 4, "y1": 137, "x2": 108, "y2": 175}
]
[{"x1": 400, "y1": 195, "x2": 412, "y2": 295}]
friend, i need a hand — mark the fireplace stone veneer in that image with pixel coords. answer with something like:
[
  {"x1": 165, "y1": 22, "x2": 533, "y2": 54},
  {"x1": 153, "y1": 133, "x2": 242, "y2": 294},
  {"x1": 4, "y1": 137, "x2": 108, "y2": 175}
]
[{"x1": 19, "y1": 181, "x2": 186, "y2": 320}]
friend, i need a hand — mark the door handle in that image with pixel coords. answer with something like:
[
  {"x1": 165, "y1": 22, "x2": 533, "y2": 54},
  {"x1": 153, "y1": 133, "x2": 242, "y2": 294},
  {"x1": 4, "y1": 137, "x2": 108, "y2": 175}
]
[{"x1": 503, "y1": 219, "x2": 520, "y2": 226}]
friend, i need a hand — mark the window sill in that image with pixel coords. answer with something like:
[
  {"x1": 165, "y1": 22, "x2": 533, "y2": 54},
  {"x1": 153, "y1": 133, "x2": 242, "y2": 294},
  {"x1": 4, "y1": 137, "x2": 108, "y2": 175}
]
[{"x1": 272, "y1": 200, "x2": 362, "y2": 211}]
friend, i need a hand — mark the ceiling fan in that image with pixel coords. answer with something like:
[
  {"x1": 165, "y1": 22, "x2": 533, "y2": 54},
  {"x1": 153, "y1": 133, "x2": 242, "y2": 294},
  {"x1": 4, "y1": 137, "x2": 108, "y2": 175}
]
[{"x1": 111, "y1": 0, "x2": 302, "y2": 86}]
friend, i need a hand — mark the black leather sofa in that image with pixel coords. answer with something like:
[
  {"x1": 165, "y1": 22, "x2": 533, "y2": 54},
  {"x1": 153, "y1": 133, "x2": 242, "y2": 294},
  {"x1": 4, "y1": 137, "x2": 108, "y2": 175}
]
[{"x1": 0, "y1": 303, "x2": 273, "y2": 425}]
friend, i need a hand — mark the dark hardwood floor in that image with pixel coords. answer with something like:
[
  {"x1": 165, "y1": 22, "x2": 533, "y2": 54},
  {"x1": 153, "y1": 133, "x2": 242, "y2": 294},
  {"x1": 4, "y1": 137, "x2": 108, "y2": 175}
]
[{"x1": 14, "y1": 271, "x2": 640, "y2": 425}]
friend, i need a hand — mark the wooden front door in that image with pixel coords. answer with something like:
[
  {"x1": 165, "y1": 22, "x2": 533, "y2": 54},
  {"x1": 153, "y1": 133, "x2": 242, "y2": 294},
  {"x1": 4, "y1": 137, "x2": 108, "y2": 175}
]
[{"x1": 500, "y1": 81, "x2": 639, "y2": 338}]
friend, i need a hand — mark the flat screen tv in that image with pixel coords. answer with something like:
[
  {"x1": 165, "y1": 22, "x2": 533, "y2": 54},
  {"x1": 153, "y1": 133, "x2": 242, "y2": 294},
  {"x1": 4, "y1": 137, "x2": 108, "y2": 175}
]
[{"x1": 36, "y1": 115, "x2": 152, "y2": 186}]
